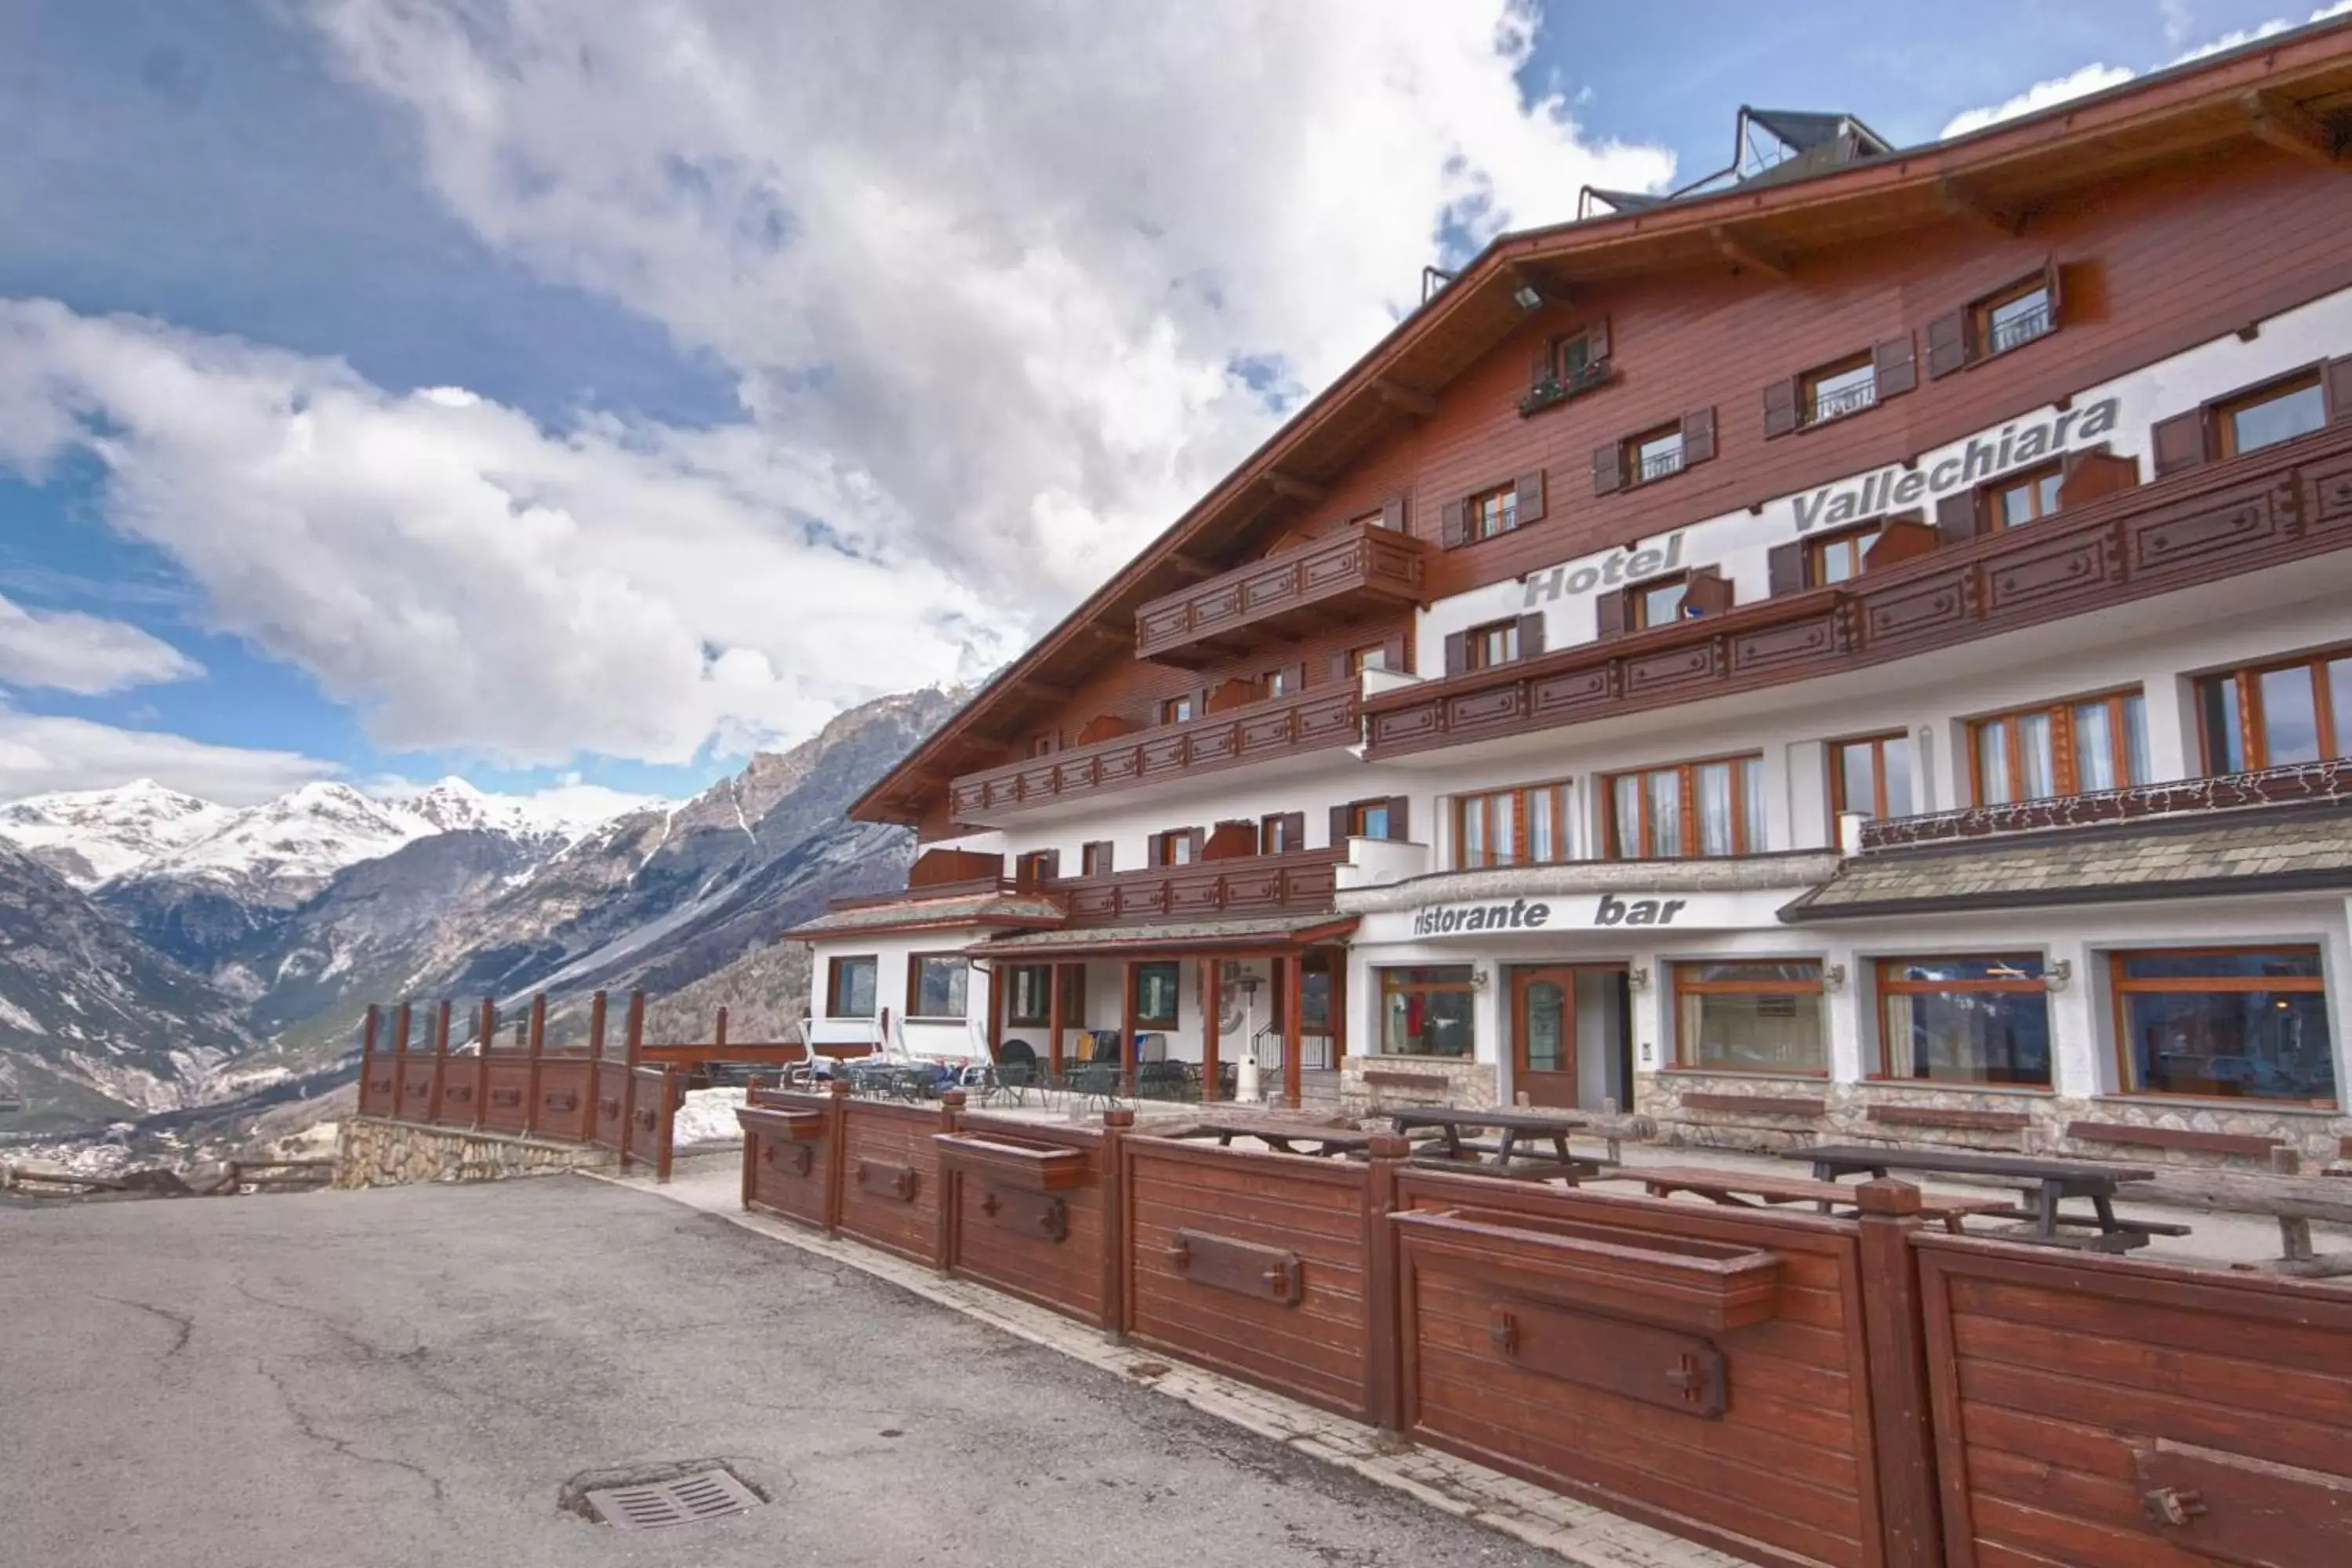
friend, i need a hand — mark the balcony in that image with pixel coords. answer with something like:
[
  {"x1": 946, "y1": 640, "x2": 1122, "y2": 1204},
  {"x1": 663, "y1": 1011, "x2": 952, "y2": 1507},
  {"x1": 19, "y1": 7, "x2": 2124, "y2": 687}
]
[
  {"x1": 1365, "y1": 419, "x2": 2352, "y2": 760},
  {"x1": 1134, "y1": 517, "x2": 1428, "y2": 667},
  {"x1": 949, "y1": 683, "x2": 1360, "y2": 823},
  {"x1": 1858, "y1": 757, "x2": 2352, "y2": 851},
  {"x1": 1053, "y1": 848, "x2": 1345, "y2": 928}
]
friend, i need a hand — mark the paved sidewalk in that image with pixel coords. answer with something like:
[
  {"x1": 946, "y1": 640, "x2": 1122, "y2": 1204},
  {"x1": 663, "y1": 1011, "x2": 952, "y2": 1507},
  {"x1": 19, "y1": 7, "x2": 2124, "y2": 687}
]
[{"x1": 621, "y1": 1166, "x2": 1751, "y2": 1568}]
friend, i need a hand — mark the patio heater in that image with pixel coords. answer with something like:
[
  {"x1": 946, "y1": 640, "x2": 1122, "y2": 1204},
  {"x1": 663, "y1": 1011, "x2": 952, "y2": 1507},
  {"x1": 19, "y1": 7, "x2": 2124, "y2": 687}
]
[{"x1": 1236, "y1": 971, "x2": 1263, "y2": 1104}]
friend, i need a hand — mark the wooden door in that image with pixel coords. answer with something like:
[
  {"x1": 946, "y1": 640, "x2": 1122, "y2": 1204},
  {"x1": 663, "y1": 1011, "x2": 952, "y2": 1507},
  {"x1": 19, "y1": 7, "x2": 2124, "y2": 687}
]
[{"x1": 1512, "y1": 967, "x2": 1579, "y2": 1108}]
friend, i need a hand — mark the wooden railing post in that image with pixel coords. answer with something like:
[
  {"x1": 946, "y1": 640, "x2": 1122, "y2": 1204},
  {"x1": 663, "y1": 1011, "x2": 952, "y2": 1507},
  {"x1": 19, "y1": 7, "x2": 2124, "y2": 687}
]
[
  {"x1": 824, "y1": 1078, "x2": 851, "y2": 1234},
  {"x1": 358, "y1": 1004, "x2": 380, "y2": 1116},
  {"x1": 655, "y1": 1069, "x2": 677, "y2": 1184},
  {"x1": 474, "y1": 997, "x2": 495, "y2": 1131},
  {"x1": 1363, "y1": 1132, "x2": 1411, "y2": 1431},
  {"x1": 1100, "y1": 1107, "x2": 1134, "y2": 1338},
  {"x1": 588, "y1": 989, "x2": 608, "y2": 1062},
  {"x1": 391, "y1": 1001, "x2": 412, "y2": 1122},
  {"x1": 430, "y1": 1000, "x2": 452, "y2": 1123},
  {"x1": 935, "y1": 1089, "x2": 965, "y2": 1270},
  {"x1": 1202, "y1": 959, "x2": 1221, "y2": 1103},
  {"x1": 1854, "y1": 1178, "x2": 1943, "y2": 1568},
  {"x1": 524, "y1": 993, "x2": 548, "y2": 1138},
  {"x1": 620, "y1": 989, "x2": 646, "y2": 1171}
]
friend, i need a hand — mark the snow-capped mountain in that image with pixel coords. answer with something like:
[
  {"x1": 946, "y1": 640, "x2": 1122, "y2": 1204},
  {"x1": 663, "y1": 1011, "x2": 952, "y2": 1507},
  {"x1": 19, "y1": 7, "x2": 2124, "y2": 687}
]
[
  {"x1": 0, "y1": 779, "x2": 237, "y2": 887},
  {"x1": 135, "y1": 781, "x2": 437, "y2": 900}
]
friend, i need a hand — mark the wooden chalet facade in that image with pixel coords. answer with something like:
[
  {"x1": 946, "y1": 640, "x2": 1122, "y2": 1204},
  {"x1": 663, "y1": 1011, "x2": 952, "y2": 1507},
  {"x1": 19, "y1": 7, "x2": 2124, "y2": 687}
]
[{"x1": 794, "y1": 20, "x2": 2352, "y2": 1163}]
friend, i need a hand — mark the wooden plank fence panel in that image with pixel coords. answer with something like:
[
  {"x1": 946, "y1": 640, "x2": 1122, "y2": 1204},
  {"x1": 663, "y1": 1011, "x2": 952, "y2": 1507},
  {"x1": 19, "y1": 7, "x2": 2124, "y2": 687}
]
[
  {"x1": 535, "y1": 1058, "x2": 595, "y2": 1142},
  {"x1": 941, "y1": 1115, "x2": 1109, "y2": 1326},
  {"x1": 835, "y1": 1099, "x2": 946, "y2": 1263},
  {"x1": 481, "y1": 1055, "x2": 532, "y2": 1136},
  {"x1": 742, "y1": 1094, "x2": 833, "y2": 1229}
]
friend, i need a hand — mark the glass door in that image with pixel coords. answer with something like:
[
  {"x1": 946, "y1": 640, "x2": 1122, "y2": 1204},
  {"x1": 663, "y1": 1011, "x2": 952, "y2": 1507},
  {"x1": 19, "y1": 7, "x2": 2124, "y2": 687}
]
[{"x1": 1512, "y1": 967, "x2": 1577, "y2": 1108}]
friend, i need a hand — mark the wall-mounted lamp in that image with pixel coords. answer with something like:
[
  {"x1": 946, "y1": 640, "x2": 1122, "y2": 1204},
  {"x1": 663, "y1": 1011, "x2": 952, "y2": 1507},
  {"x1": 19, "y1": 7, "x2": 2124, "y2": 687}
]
[
  {"x1": 1628, "y1": 967, "x2": 1652, "y2": 993},
  {"x1": 1822, "y1": 964, "x2": 1848, "y2": 993},
  {"x1": 1511, "y1": 282, "x2": 1546, "y2": 311},
  {"x1": 2043, "y1": 959, "x2": 2074, "y2": 993},
  {"x1": 1469, "y1": 967, "x2": 1492, "y2": 992}
]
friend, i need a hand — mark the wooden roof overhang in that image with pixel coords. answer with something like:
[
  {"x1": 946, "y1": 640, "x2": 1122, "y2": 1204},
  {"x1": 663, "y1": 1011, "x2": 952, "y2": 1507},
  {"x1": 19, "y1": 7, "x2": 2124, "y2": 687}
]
[
  {"x1": 961, "y1": 914, "x2": 1359, "y2": 960},
  {"x1": 854, "y1": 18, "x2": 2352, "y2": 828}
]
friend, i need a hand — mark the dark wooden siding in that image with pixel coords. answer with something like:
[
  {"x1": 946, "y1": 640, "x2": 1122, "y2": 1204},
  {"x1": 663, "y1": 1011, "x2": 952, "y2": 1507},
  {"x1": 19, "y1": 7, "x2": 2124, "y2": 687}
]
[
  {"x1": 742, "y1": 1094, "x2": 832, "y2": 1229},
  {"x1": 942, "y1": 1115, "x2": 1108, "y2": 1323},
  {"x1": 834, "y1": 1100, "x2": 947, "y2": 1264}
]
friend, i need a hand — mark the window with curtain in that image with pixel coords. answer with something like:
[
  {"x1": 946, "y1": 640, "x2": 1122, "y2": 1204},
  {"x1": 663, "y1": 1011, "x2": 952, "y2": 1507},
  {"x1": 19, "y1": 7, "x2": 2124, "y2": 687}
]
[
  {"x1": 2111, "y1": 947, "x2": 2335, "y2": 1105},
  {"x1": 1673, "y1": 961, "x2": 1825, "y2": 1073},
  {"x1": 826, "y1": 956, "x2": 878, "y2": 1018},
  {"x1": 1829, "y1": 733, "x2": 1914, "y2": 823},
  {"x1": 2195, "y1": 647, "x2": 2352, "y2": 774},
  {"x1": 1133, "y1": 962, "x2": 1181, "y2": 1028},
  {"x1": 1379, "y1": 966, "x2": 1476, "y2": 1058},
  {"x1": 1875, "y1": 956, "x2": 2051, "y2": 1087},
  {"x1": 1970, "y1": 690, "x2": 2147, "y2": 804},
  {"x1": 907, "y1": 954, "x2": 970, "y2": 1018},
  {"x1": 1454, "y1": 780, "x2": 1571, "y2": 869},
  {"x1": 1004, "y1": 964, "x2": 1052, "y2": 1027},
  {"x1": 1604, "y1": 755, "x2": 1764, "y2": 858}
]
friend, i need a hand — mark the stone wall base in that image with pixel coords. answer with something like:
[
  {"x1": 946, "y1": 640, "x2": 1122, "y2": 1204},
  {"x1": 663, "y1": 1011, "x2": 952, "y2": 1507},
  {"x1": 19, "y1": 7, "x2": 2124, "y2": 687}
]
[
  {"x1": 334, "y1": 1116, "x2": 618, "y2": 1189},
  {"x1": 1636, "y1": 1075, "x2": 2348, "y2": 1170},
  {"x1": 1341, "y1": 1056, "x2": 1498, "y2": 1116}
]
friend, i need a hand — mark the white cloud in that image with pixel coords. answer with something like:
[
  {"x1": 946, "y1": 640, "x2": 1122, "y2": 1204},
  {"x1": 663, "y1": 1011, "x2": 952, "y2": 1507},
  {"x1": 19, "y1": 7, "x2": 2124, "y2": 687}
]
[
  {"x1": 0, "y1": 703, "x2": 334, "y2": 805},
  {"x1": 1940, "y1": 5, "x2": 2352, "y2": 138},
  {"x1": 0, "y1": 591, "x2": 200, "y2": 695}
]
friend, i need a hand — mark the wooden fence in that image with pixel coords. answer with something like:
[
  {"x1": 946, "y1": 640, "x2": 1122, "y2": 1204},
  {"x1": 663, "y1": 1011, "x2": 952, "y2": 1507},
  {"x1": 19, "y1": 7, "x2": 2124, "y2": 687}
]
[
  {"x1": 356, "y1": 989, "x2": 830, "y2": 1181},
  {"x1": 736, "y1": 1091, "x2": 2352, "y2": 1567}
]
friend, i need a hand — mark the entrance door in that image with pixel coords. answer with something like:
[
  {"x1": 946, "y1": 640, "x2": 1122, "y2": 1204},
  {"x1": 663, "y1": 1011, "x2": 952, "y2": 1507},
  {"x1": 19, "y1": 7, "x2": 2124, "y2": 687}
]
[
  {"x1": 1512, "y1": 967, "x2": 1579, "y2": 1108},
  {"x1": 1512, "y1": 965, "x2": 1630, "y2": 1109}
]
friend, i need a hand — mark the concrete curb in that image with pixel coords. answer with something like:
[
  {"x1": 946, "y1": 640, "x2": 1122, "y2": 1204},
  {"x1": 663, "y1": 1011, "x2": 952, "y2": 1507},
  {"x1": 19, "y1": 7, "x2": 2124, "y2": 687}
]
[{"x1": 583, "y1": 1167, "x2": 1751, "y2": 1568}]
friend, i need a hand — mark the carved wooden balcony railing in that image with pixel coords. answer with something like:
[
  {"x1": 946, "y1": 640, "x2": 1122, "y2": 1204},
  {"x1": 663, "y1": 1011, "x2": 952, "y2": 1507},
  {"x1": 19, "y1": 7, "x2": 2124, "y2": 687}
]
[
  {"x1": 1134, "y1": 517, "x2": 1428, "y2": 667},
  {"x1": 1858, "y1": 757, "x2": 2352, "y2": 851},
  {"x1": 1365, "y1": 420, "x2": 2352, "y2": 759},
  {"x1": 949, "y1": 684, "x2": 1359, "y2": 822},
  {"x1": 1053, "y1": 848, "x2": 1345, "y2": 928}
]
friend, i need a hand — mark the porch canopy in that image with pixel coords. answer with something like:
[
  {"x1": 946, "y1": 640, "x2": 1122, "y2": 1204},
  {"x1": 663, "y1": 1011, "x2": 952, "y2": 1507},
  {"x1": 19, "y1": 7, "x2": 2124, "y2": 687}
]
[{"x1": 963, "y1": 913, "x2": 1358, "y2": 1109}]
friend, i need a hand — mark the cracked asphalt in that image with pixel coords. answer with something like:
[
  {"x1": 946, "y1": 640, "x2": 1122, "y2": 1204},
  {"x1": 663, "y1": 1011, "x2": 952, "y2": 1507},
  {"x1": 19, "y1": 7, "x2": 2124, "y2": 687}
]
[{"x1": 0, "y1": 1175, "x2": 1555, "y2": 1568}]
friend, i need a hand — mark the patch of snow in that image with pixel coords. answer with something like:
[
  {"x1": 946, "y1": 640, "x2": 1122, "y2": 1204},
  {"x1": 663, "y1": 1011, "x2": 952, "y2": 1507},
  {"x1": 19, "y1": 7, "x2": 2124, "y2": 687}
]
[
  {"x1": 0, "y1": 993, "x2": 42, "y2": 1033},
  {"x1": 673, "y1": 1087, "x2": 748, "y2": 1147}
]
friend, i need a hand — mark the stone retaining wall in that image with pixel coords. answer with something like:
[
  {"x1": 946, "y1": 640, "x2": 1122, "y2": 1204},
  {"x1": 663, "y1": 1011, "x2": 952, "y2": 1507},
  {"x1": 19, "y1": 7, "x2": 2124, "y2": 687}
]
[
  {"x1": 334, "y1": 1116, "x2": 618, "y2": 1189},
  {"x1": 1340, "y1": 1055, "x2": 1498, "y2": 1116}
]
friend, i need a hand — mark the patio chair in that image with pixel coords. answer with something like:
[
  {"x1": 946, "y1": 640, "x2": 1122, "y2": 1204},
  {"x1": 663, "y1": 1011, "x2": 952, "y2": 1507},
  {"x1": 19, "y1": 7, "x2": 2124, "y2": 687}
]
[{"x1": 995, "y1": 1039, "x2": 1040, "y2": 1105}]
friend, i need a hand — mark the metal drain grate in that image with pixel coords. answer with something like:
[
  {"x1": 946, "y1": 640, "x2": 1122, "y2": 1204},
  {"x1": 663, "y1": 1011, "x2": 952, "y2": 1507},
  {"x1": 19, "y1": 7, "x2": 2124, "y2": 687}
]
[{"x1": 584, "y1": 1467, "x2": 760, "y2": 1530}]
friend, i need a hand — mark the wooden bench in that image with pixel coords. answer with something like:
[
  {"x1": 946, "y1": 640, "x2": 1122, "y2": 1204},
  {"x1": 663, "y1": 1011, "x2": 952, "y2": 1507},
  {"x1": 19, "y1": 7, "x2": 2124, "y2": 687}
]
[{"x1": 1628, "y1": 1165, "x2": 2013, "y2": 1234}]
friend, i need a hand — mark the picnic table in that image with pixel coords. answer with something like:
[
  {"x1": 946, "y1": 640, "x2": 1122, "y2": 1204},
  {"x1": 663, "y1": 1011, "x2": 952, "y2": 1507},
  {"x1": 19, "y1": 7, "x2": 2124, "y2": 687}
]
[
  {"x1": 1782, "y1": 1145, "x2": 2190, "y2": 1252},
  {"x1": 1388, "y1": 1107, "x2": 1606, "y2": 1181},
  {"x1": 1629, "y1": 1165, "x2": 2013, "y2": 1233},
  {"x1": 1165, "y1": 1117, "x2": 1376, "y2": 1159}
]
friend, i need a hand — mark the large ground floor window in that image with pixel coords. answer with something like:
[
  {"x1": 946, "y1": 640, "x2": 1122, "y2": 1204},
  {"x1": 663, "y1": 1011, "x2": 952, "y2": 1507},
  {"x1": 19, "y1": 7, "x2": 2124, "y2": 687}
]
[
  {"x1": 827, "y1": 955, "x2": 877, "y2": 1017},
  {"x1": 1875, "y1": 956, "x2": 2052, "y2": 1087},
  {"x1": 1379, "y1": 965, "x2": 1475, "y2": 1058},
  {"x1": 2111, "y1": 946, "x2": 2336, "y2": 1105},
  {"x1": 1673, "y1": 960, "x2": 1825, "y2": 1074},
  {"x1": 1133, "y1": 961, "x2": 1181, "y2": 1029},
  {"x1": 907, "y1": 953, "x2": 970, "y2": 1019}
]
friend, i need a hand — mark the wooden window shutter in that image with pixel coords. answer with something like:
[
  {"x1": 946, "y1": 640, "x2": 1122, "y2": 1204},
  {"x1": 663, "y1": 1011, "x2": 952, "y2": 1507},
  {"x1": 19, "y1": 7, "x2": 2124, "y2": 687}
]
[
  {"x1": 1527, "y1": 343, "x2": 1554, "y2": 388},
  {"x1": 2057, "y1": 445, "x2": 2141, "y2": 509},
  {"x1": 2151, "y1": 409, "x2": 2209, "y2": 477},
  {"x1": 2326, "y1": 356, "x2": 2352, "y2": 423},
  {"x1": 1513, "y1": 470, "x2": 1546, "y2": 526},
  {"x1": 1439, "y1": 498, "x2": 1468, "y2": 549},
  {"x1": 1380, "y1": 495, "x2": 1406, "y2": 531},
  {"x1": 1873, "y1": 335, "x2": 1918, "y2": 398},
  {"x1": 1083, "y1": 840, "x2": 1112, "y2": 876},
  {"x1": 1766, "y1": 540, "x2": 1809, "y2": 597},
  {"x1": 1329, "y1": 804, "x2": 1352, "y2": 845},
  {"x1": 1762, "y1": 377, "x2": 1800, "y2": 439},
  {"x1": 2042, "y1": 256, "x2": 2064, "y2": 330},
  {"x1": 1682, "y1": 566, "x2": 1734, "y2": 617},
  {"x1": 1515, "y1": 612, "x2": 1545, "y2": 659},
  {"x1": 1282, "y1": 662, "x2": 1306, "y2": 694},
  {"x1": 1594, "y1": 590, "x2": 1628, "y2": 641},
  {"x1": 1186, "y1": 828, "x2": 1206, "y2": 861},
  {"x1": 1591, "y1": 441, "x2": 1626, "y2": 496},
  {"x1": 1443, "y1": 630, "x2": 1468, "y2": 676},
  {"x1": 1584, "y1": 318, "x2": 1612, "y2": 363},
  {"x1": 1680, "y1": 407, "x2": 1716, "y2": 466},
  {"x1": 1385, "y1": 797, "x2": 1410, "y2": 842},
  {"x1": 1934, "y1": 489, "x2": 1985, "y2": 547},
  {"x1": 1145, "y1": 832, "x2": 1165, "y2": 866},
  {"x1": 1280, "y1": 812, "x2": 1305, "y2": 851},
  {"x1": 1382, "y1": 632, "x2": 1408, "y2": 671},
  {"x1": 1925, "y1": 310, "x2": 1969, "y2": 379},
  {"x1": 1327, "y1": 650, "x2": 1352, "y2": 683}
]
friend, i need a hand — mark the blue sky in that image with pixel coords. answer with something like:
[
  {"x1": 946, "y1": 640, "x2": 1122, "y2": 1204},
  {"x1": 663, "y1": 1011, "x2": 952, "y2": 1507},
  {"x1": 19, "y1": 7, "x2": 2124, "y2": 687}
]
[{"x1": 0, "y1": 0, "x2": 2336, "y2": 806}]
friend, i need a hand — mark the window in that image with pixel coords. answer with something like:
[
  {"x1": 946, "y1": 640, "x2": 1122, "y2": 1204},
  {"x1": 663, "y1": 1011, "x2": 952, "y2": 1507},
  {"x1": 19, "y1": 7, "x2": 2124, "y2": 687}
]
[
  {"x1": 908, "y1": 954, "x2": 969, "y2": 1019},
  {"x1": 1159, "y1": 694, "x2": 1196, "y2": 725},
  {"x1": 1875, "y1": 956, "x2": 2051, "y2": 1087},
  {"x1": 1674, "y1": 961, "x2": 1825, "y2": 1074},
  {"x1": 1990, "y1": 461, "x2": 2063, "y2": 529},
  {"x1": 1979, "y1": 278, "x2": 2055, "y2": 357},
  {"x1": 1348, "y1": 642, "x2": 1390, "y2": 674},
  {"x1": 1150, "y1": 829, "x2": 1200, "y2": 866},
  {"x1": 1348, "y1": 799, "x2": 1392, "y2": 839},
  {"x1": 1133, "y1": 962, "x2": 1181, "y2": 1029},
  {"x1": 1379, "y1": 966, "x2": 1476, "y2": 1058},
  {"x1": 1830, "y1": 733, "x2": 1915, "y2": 823},
  {"x1": 2196, "y1": 647, "x2": 2352, "y2": 774},
  {"x1": 1027, "y1": 731, "x2": 1059, "y2": 757},
  {"x1": 1603, "y1": 755, "x2": 1765, "y2": 858},
  {"x1": 1014, "y1": 849, "x2": 1058, "y2": 886},
  {"x1": 1804, "y1": 354, "x2": 1878, "y2": 426},
  {"x1": 1004, "y1": 964, "x2": 1053, "y2": 1028},
  {"x1": 1259, "y1": 811, "x2": 1305, "y2": 855},
  {"x1": 1628, "y1": 424, "x2": 1685, "y2": 485},
  {"x1": 826, "y1": 956, "x2": 878, "y2": 1018},
  {"x1": 1080, "y1": 840, "x2": 1114, "y2": 877},
  {"x1": 1807, "y1": 526, "x2": 1882, "y2": 588},
  {"x1": 1454, "y1": 780, "x2": 1571, "y2": 869},
  {"x1": 1468, "y1": 484, "x2": 1518, "y2": 542},
  {"x1": 2111, "y1": 947, "x2": 2335, "y2": 1105},
  {"x1": 1263, "y1": 666, "x2": 1298, "y2": 698},
  {"x1": 2216, "y1": 372, "x2": 2326, "y2": 459},
  {"x1": 1969, "y1": 691, "x2": 2148, "y2": 805},
  {"x1": 1629, "y1": 575, "x2": 1690, "y2": 630},
  {"x1": 1462, "y1": 619, "x2": 1519, "y2": 670}
]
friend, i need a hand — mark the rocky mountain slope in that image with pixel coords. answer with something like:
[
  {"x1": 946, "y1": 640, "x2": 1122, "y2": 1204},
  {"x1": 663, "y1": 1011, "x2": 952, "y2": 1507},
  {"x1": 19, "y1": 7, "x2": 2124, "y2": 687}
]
[{"x1": 0, "y1": 840, "x2": 263, "y2": 1132}]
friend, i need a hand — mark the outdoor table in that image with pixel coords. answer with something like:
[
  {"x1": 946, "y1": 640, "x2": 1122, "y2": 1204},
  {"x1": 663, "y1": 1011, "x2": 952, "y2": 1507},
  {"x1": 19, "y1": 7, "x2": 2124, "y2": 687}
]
[
  {"x1": 1628, "y1": 1164, "x2": 2012, "y2": 1233},
  {"x1": 1387, "y1": 1107, "x2": 1605, "y2": 1181},
  {"x1": 1781, "y1": 1145, "x2": 2188, "y2": 1252},
  {"x1": 1166, "y1": 1118, "x2": 1376, "y2": 1158}
]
